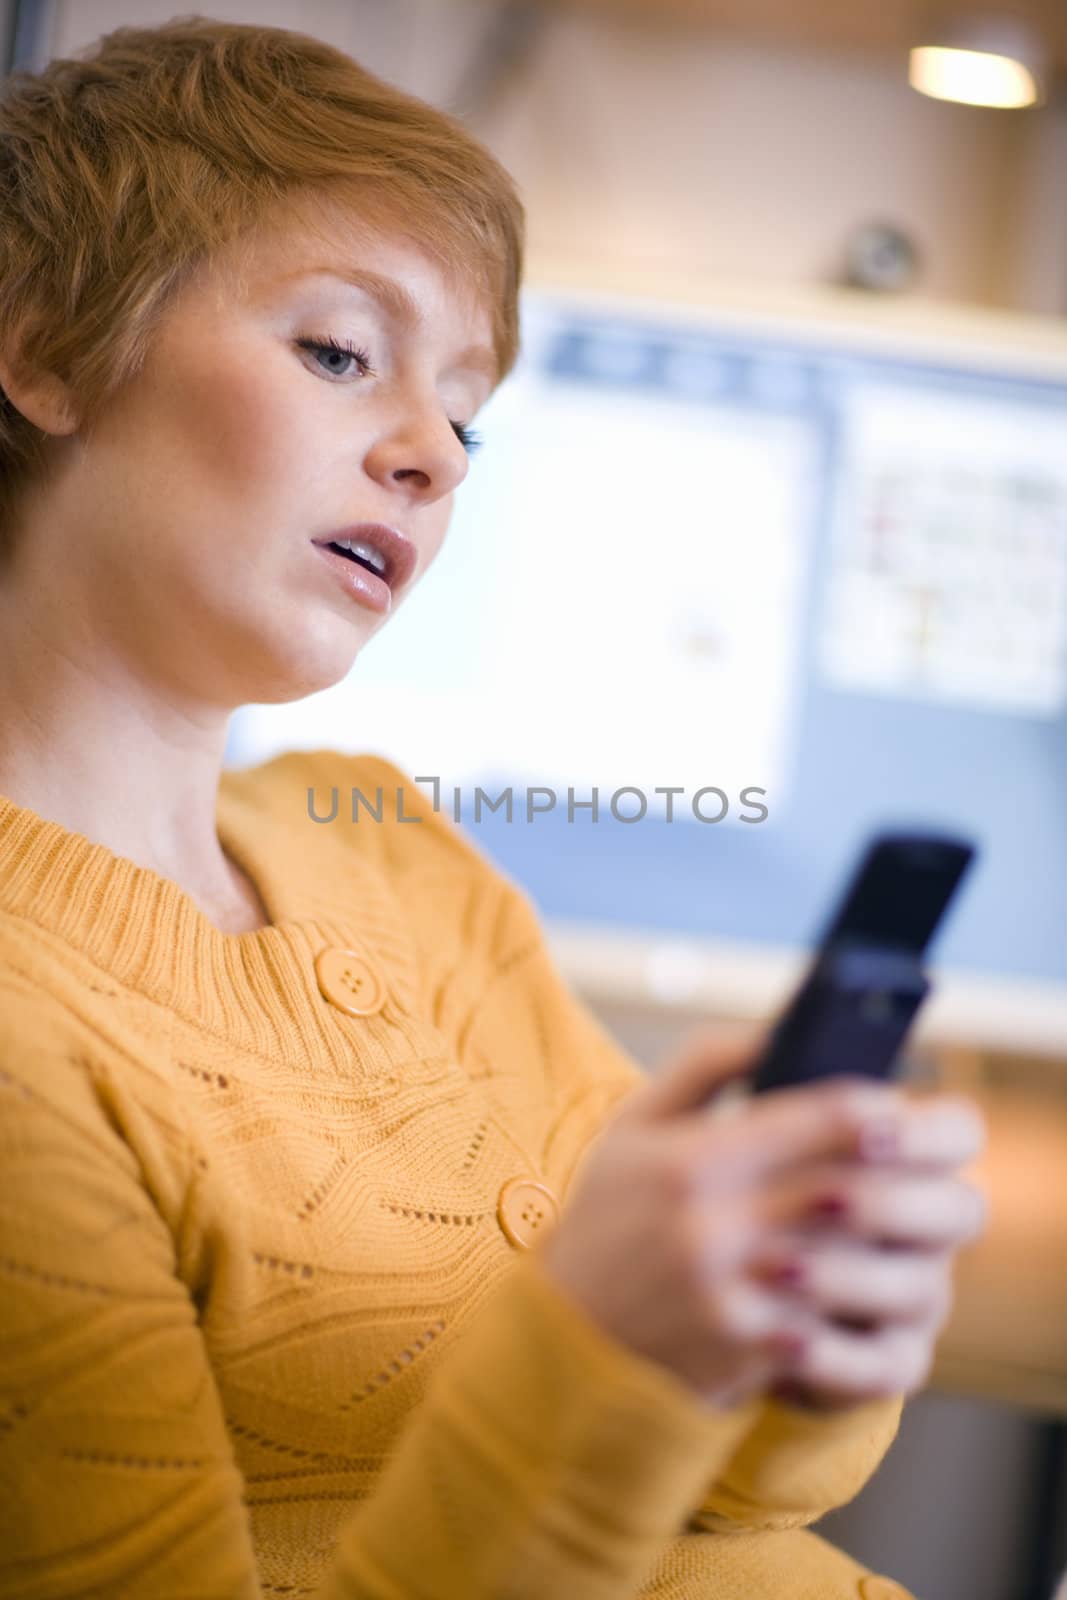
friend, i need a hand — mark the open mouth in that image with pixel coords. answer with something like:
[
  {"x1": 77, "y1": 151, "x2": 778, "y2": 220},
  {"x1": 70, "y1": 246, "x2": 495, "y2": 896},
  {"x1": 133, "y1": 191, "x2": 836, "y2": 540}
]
[
  {"x1": 312, "y1": 525, "x2": 416, "y2": 595},
  {"x1": 324, "y1": 541, "x2": 387, "y2": 580}
]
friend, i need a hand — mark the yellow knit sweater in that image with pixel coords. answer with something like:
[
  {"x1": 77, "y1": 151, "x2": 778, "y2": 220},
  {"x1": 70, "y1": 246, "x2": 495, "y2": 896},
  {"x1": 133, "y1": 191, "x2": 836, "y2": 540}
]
[{"x1": 0, "y1": 748, "x2": 915, "y2": 1600}]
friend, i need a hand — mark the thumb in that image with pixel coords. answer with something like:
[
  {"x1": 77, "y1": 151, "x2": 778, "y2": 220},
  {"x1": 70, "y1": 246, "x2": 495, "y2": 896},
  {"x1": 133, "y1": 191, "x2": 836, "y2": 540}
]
[{"x1": 618, "y1": 1019, "x2": 770, "y2": 1125}]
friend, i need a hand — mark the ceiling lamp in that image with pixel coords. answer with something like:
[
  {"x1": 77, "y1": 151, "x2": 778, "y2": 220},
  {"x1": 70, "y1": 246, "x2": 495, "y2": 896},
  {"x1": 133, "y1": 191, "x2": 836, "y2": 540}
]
[{"x1": 909, "y1": 17, "x2": 1046, "y2": 108}]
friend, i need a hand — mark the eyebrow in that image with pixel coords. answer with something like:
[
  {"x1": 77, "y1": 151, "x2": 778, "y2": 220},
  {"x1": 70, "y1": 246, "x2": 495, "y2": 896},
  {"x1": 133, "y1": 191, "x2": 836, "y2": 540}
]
[{"x1": 281, "y1": 266, "x2": 498, "y2": 381}]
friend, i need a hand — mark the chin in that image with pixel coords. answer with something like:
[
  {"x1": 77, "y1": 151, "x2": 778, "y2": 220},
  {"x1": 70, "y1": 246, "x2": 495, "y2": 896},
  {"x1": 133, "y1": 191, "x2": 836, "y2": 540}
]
[{"x1": 234, "y1": 621, "x2": 374, "y2": 705}]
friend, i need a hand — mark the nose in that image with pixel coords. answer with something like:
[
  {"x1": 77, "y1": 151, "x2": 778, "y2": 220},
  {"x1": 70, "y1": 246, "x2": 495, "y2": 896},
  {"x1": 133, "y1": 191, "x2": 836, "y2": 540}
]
[{"x1": 365, "y1": 402, "x2": 469, "y2": 502}]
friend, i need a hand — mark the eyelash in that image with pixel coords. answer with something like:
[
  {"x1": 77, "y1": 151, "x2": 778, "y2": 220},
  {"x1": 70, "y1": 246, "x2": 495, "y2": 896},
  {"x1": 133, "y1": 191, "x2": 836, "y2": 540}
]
[{"x1": 295, "y1": 333, "x2": 483, "y2": 457}]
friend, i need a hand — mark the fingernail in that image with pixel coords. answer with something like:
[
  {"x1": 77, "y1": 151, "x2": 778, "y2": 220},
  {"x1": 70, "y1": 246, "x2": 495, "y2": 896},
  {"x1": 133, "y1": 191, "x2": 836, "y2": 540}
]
[
  {"x1": 859, "y1": 1119, "x2": 901, "y2": 1161},
  {"x1": 813, "y1": 1194, "x2": 848, "y2": 1218},
  {"x1": 771, "y1": 1378, "x2": 809, "y2": 1404},
  {"x1": 770, "y1": 1259, "x2": 807, "y2": 1287}
]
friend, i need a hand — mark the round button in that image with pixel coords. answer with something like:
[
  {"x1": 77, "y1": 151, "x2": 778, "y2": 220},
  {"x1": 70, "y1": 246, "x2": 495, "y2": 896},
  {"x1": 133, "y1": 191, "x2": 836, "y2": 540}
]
[
  {"x1": 496, "y1": 1177, "x2": 560, "y2": 1249},
  {"x1": 859, "y1": 1578, "x2": 914, "y2": 1600},
  {"x1": 315, "y1": 947, "x2": 387, "y2": 1017}
]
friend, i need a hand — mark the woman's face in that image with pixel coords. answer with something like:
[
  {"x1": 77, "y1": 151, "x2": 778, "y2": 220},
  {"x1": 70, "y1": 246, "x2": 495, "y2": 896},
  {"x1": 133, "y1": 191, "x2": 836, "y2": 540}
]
[{"x1": 12, "y1": 214, "x2": 496, "y2": 709}]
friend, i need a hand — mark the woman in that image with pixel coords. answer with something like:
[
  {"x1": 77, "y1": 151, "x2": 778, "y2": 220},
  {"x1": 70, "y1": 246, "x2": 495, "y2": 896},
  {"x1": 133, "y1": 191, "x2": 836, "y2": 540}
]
[{"x1": 0, "y1": 18, "x2": 986, "y2": 1599}]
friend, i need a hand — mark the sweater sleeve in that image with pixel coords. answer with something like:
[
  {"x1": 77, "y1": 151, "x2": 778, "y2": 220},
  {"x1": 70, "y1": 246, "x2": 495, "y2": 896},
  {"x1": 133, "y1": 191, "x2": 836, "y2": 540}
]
[
  {"x1": 381, "y1": 799, "x2": 908, "y2": 1547},
  {"x1": 313, "y1": 1245, "x2": 762, "y2": 1600},
  {"x1": 685, "y1": 1390, "x2": 905, "y2": 1533},
  {"x1": 522, "y1": 915, "x2": 907, "y2": 1536},
  {"x1": 494, "y1": 918, "x2": 906, "y2": 1538}
]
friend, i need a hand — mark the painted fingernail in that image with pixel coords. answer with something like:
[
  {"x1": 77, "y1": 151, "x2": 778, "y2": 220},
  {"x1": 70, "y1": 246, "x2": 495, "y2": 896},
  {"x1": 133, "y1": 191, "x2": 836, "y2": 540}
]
[
  {"x1": 771, "y1": 1259, "x2": 807, "y2": 1287},
  {"x1": 813, "y1": 1194, "x2": 848, "y2": 1218},
  {"x1": 771, "y1": 1378, "x2": 809, "y2": 1404},
  {"x1": 859, "y1": 1119, "x2": 901, "y2": 1161}
]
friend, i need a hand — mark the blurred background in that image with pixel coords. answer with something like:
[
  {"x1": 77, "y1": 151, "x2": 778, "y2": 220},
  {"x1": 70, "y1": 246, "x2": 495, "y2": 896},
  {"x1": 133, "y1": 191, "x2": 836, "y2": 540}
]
[{"x1": 5, "y1": 2, "x2": 1066, "y2": 1595}]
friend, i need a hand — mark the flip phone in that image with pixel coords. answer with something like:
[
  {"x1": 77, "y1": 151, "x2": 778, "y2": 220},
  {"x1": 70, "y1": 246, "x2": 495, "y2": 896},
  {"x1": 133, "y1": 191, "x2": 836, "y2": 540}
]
[{"x1": 748, "y1": 831, "x2": 978, "y2": 1096}]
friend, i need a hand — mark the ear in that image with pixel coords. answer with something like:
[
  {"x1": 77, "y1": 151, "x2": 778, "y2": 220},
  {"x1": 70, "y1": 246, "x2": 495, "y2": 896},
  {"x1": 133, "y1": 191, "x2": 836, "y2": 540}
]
[{"x1": 0, "y1": 339, "x2": 79, "y2": 437}]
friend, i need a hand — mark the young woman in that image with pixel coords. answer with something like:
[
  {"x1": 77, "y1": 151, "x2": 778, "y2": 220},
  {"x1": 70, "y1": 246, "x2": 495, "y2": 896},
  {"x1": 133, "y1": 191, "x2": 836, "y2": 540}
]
[{"x1": 0, "y1": 18, "x2": 986, "y2": 1599}]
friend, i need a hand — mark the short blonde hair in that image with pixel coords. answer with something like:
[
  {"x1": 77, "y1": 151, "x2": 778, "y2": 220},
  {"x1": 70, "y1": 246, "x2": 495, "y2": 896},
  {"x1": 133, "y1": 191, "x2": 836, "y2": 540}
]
[{"x1": 0, "y1": 15, "x2": 525, "y2": 555}]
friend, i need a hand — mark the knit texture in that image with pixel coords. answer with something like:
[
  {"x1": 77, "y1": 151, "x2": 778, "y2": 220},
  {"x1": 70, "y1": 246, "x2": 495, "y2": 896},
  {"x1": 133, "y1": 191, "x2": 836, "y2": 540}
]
[{"x1": 0, "y1": 747, "x2": 910, "y2": 1598}]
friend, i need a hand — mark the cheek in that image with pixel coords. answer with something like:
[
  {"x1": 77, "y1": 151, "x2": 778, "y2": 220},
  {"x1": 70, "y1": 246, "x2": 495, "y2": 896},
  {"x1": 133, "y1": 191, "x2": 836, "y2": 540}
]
[
  {"x1": 137, "y1": 327, "x2": 326, "y2": 526},
  {"x1": 173, "y1": 366, "x2": 299, "y2": 496}
]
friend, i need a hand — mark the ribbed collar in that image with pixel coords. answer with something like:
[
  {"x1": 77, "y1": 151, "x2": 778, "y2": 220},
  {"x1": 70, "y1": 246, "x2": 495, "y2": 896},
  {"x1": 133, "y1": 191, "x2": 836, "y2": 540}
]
[{"x1": 0, "y1": 753, "x2": 419, "y2": 1057}]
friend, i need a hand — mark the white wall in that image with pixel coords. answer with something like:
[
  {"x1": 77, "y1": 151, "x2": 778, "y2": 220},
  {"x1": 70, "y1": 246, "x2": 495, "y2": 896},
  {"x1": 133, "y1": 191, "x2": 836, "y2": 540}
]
[
  {"x1": 476, "y1": 8, "x2": 1037, "y2": 309},
  {"x1": 47, "y1": 0, "x2": 1067, "y2": 317}
]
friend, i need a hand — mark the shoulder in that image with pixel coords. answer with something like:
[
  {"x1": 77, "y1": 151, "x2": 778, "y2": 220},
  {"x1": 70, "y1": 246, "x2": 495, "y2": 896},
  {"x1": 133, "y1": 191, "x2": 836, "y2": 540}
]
[
  {"x1": 0, "y1": 929, "x2": 100, "y2": 1045},
  {"x1": 0, "y1": 923, "x2": 183, "y2": 1136},
  {"x1": 300, "y1": 747, "x2": 505, "y2": 873},
  {"x1": 224, "y1": 745, "x2": 460, "y2": 853},
  {"x1": 234, "y1": 742, "x2": 532, "y2": 887},
  {"x1": 262, "y1": 747, "x2": 545, "y2": 967},
  {"x1": 0, "y1": 953, "x2": 119, "y2": 1131}
]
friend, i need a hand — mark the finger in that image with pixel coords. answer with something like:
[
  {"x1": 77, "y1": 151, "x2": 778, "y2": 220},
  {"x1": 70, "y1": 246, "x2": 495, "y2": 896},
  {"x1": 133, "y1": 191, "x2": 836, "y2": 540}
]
[
  {"x1": 686, "y1": 1075, "x2": 906, "y2": 1196},
  {"x1": 712, "y1": 1277, "x2": 816, "y2": 1375},
  {"x1": 785, "y1": 1167, "x2": 990, "y2": 1248},
  {"x1": 716, "y1": 1276, "x2": 795, "y2": 1341},
  {"x1": 752, "y1": 1241, "x2": 955, "y2": 1327},
  {"x1": 780, "y1": 1315, "x2": 936, "y2": 1401},
  {"x1": 688, "y1": 1277, "x2": 816, "y2": 1409},
  {"x1": 857, "y1": 1094, "x2": 988, "y2": 1169}
]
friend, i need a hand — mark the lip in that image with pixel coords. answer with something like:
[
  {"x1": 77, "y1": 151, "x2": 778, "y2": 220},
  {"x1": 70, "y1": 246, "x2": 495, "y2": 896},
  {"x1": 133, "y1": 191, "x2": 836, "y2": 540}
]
[{"x1": 311, "y1": 523, "x2": 417, "y2": 594}]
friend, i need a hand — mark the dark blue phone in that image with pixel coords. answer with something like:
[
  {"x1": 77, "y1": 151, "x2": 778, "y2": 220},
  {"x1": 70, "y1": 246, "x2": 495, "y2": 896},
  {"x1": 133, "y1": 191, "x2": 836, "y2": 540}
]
[{"x1": 748, "y1": 831, "x2": 978, "y2": 1096}]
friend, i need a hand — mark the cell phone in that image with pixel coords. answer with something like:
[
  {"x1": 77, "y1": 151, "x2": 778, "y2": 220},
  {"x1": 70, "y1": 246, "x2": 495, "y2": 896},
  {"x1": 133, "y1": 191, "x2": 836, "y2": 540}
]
[{"x1": 747, "y1": 830, "x2": 978, "y2": 1096}]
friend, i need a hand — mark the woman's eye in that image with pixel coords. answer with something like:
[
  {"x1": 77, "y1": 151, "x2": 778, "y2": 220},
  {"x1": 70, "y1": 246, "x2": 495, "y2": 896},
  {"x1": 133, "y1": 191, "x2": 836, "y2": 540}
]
[
  {"x1": 296, "y1": 335, "x2": 483, "y2": 457},
  {"x1": 296, "y1": 335, "x2": 373, "y2": 380}
]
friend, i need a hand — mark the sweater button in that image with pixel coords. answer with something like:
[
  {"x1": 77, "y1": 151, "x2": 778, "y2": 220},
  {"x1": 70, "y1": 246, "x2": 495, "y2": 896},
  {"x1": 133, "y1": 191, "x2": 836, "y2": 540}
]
[
  {"x1": 315, "y1": 948, "x2": 386, "y2": 1016},
  {"x1": 858, "y1": 1579, "x2": 914, "y2": 1599},
  {"x1": 497, "y1": 1177, "x2": 560, "y2": 1249}
]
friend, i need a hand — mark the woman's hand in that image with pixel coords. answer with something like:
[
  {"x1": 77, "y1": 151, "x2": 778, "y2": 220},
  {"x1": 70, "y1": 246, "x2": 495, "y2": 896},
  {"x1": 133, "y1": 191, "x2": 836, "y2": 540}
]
[
  {"x1": 535, "y1": 1021, "x2": 985, "y2": 1412},
  {"x1": 749, "y1": 1090, "x2": 989, "y2": 1411}
]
